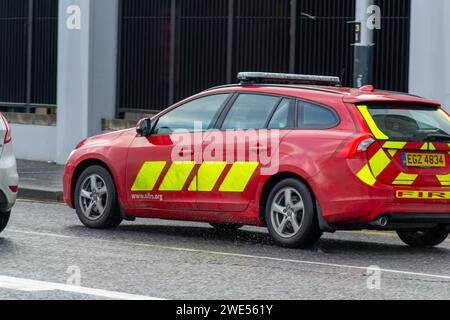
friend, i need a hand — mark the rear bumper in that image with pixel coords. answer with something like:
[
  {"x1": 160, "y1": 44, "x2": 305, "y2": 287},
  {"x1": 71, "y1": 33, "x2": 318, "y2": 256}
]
[
  {"x1": 383, "y1": 213, "x2": 450, "y2": 224},
  {"x1": 0, "y1": 142, "x2": 18, "y2": 212},
  {"x1": 308, "y1": 158, "x2": 449, "y2": 226}
]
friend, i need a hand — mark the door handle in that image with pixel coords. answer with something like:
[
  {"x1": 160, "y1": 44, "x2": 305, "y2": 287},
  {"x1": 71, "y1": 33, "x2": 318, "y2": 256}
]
[{"x1": 179, "y1": 149, "x2": 194, "y2": 156}]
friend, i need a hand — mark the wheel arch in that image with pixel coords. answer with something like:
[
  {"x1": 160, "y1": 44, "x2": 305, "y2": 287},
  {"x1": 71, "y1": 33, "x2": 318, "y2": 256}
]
[
  {"x1": 71, "y1": 158, "x2": 118, "y2": 207},
  {"x1": 258, "y1": 172, "x2": 318, "y2": 225}
]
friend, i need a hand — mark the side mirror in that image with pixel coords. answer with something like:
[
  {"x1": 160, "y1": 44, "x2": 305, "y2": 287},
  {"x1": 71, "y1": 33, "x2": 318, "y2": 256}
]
[{"x1": 136, "y1": 118, "x2": 152, "y2": 137}]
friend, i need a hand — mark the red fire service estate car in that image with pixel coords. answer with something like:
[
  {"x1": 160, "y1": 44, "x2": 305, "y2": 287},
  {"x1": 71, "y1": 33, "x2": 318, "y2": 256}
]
[{"x1": 63, "y1": 72, "x2": 450, "y2": 248}]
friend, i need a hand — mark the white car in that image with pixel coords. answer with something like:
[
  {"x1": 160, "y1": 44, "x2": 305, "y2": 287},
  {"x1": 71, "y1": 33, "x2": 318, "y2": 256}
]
[{"x1": 0, "y1": 113, "x2": 18, "y2": 234}]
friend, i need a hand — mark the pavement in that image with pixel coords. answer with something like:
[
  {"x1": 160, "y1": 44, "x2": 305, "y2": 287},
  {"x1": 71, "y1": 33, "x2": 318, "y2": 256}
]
[
  {"x1": 0, "y1": 200, "x2": 450, "y2": 300},
  {"x1": 17, "y1": 160, "x2": 64, "y2": 202}
]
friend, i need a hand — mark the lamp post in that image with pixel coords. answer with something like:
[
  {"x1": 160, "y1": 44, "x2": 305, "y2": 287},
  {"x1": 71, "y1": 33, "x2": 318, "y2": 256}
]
[{"x1": 353, "y1": 0, "x2": 376, "y2": 88}]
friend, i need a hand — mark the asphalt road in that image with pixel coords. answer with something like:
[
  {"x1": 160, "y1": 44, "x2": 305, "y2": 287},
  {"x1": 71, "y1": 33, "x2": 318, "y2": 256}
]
[{"x1": 0, "y1": 200, "x2": 449, "y2": 300}]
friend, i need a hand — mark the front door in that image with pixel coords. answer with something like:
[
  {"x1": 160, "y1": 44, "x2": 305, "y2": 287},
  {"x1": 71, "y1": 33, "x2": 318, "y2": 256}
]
[{"x1": 125, "y1": 93, "x2": 231, "y2": 211}]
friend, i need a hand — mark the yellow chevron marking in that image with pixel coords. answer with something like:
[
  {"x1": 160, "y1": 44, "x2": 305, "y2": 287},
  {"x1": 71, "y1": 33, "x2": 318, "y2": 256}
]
[
  {"x1": 131, "y1": 161, "x2": 166, "y2": 191},
  {"x1": 392, "y1": 172, "x2": 418, "y2": 185},
  {"x1": 383, "y1": 141, "x2": 407, "y2": 150},
  {"x1": 369, "y1": 148, "x2": 391, "y2": 177},
  {"x1": 159, "y1": 161, "x2": 196, "y2": 191},
  {"x1": 388, "y1": 149, "x2": 398, "y2": 157},
  {"x1": 436, "y1": 174, "x2": 450, "y2": 186},
  {"x1": 219, "y1": 162, "x2": 259, "y2": 192},
  {"x1": 356, "y1": 164, "x2": 377, "y2": 186},
  {"x1": 383, "y1": 141, "x2": 407, "y2": 157},
  {"x1": 357, "y1": 105, "x2": 389, "y2": 140},
  {"x1": 429, "y1": 143, "x2": 436, "y2": 151},
  {"x1": 188, "y1": 162, "x2": 227, "y2": 192},
  {"x1": 420, "y1": 143, "x2": 428, "y2": 150}
]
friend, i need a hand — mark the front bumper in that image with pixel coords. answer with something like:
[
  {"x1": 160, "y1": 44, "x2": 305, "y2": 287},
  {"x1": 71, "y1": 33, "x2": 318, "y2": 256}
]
[{"x1": 63, "y1": 161, "x2": 75, "y2": 208}]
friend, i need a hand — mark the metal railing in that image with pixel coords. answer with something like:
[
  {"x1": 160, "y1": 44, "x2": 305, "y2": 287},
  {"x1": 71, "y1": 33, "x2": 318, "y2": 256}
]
[
  {"x1": 117, "y1": 0, "x2": 411, "y2": 115},
  {"x1": 0, "y1": 0, "x2": 58, "y2": 114}
]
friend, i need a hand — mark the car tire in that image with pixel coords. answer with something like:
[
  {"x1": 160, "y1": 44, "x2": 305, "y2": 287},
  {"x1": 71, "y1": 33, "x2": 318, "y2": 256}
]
[
  {"x1": 397, "y1": 227, "x2": 449, "y2": 247},
  {"x1": 265, "y1": 178, "x2": 322, "y2": 248},
  {"x1": 210, "y1": 223, "x2": 243, "y2": 232},
  {"x1": 0, "y1": 211, "x2": 10, "y2": 233},
  {"x1": 74, "y1": 165, "x2": 122, "y2": 229}
]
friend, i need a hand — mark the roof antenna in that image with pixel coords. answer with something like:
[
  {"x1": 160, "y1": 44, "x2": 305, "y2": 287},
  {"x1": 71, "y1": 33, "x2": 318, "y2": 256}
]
[{"x1": 339, "y1": 68, "x2": 346, "y2": 87}]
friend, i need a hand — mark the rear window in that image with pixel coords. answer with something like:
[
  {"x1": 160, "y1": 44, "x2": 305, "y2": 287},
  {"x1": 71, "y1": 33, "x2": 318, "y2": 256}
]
[{"x1": 364, "y1": 105, "x2": 450, "y2": 142}]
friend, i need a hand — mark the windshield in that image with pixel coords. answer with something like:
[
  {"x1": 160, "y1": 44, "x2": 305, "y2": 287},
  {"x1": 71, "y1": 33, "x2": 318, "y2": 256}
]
[{"x1": 366, "y1": 105, "x2": 450, "y2": 141}]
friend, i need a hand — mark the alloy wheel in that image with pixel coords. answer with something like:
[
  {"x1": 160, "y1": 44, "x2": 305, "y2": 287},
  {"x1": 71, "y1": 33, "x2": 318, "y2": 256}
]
[
  {"x1": 79, "y1": 174, "x2": 108, "y2": 221},
  {"x1": 270, "y1": 187, "x2": 305, "y2": 238}
]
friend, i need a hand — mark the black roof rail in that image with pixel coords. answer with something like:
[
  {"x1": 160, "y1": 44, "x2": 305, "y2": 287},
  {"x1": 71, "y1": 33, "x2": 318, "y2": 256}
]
[
  {"x1": 237, "y1": 72, "x2": 341, "y2": 87},
  {"x1": 205, "y1": 83, "x2": 348, "y2": 95}
]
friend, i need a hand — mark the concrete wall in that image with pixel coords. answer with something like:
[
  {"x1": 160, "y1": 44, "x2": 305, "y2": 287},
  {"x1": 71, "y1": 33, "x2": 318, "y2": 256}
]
[
  {"x1": 409, "y1": 0, "x2": 450, "y2": 111},
  {"x1": 8, "y1": 0, "x2": 119, "y2": 165},
  {"x1": 55, "y1": 0, "x2": 118, "y2": 164},
  {"x1": 11, "y1": 124, "x2": 57, "y2": 162}
]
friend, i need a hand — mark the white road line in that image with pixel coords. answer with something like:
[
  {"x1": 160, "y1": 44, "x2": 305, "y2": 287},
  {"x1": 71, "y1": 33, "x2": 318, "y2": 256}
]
[
  {"x1": 6, "y1": 228, "x2": 450, "y2": 282},
  {"x1": 0, "y1": 275, "x2": 162, "y2": 300}
]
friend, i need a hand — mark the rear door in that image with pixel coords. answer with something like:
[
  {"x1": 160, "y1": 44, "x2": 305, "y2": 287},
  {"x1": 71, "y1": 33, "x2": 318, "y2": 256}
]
[
  {"x1": 194, "y1": 93, "x2": 292, "y2": 212},
  {"x1": 357, "y1": 104, "x2": 450, "y2": 187}
]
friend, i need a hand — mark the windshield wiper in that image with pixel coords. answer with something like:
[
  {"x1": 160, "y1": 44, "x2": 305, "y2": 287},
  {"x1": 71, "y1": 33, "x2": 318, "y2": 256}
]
[{"x1": 424, "y1": 134, "x2": 450, "y2": 142}]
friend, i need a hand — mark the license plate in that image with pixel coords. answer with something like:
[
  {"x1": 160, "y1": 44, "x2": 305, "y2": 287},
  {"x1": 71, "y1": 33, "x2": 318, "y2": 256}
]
[{"x1": 402, "y1": 152, "x2": 446, "y2": 168}]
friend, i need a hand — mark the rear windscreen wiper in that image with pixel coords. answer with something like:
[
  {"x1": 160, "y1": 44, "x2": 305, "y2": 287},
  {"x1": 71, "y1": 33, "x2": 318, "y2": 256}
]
[{"x1": 424, "y1": 134, "x2": 450, "y2": 142}]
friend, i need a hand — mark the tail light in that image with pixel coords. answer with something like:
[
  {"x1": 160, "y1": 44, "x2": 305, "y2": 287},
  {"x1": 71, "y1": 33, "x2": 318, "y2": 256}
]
[
  {"x1": 337, "y1": 134, "x2": 376, "y2": 158},
  {"x1": 336, "y1": 104, "x2": 376, "y2": 158},
  {"x1": 0, "y1": 113, "x2": 11, "y2": 144}
]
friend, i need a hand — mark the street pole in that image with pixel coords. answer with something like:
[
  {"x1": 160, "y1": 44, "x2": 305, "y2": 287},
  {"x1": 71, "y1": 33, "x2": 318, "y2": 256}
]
[{"x1": 353, "y1": 0, "x2": 375, "y2": 88}]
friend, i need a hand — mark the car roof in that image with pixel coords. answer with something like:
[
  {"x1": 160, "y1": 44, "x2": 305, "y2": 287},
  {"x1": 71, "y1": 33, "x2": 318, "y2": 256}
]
[{"x1": 204, "y1": 84, "x2": 442, "y2": 107}]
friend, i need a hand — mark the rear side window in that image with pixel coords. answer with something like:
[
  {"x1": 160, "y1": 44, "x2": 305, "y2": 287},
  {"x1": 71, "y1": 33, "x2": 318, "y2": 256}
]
[
  {"x1": 268, "y1": 98, "x2": 293, "y2": 129},
  {"x1": 297, "y1": 101, "x2": 339, "y2": 129},
  {"x1": 221, "y1": 94, "x2": 280, "y2": 130},
  {"x1": 362, "y1": 104, "x2": 450, "y2": 141}
]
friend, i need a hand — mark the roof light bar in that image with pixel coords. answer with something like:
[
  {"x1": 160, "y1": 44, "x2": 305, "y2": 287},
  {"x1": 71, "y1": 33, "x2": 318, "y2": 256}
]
[{"x1": 237, "y1": 72, "x2": 341, "y2": 86}]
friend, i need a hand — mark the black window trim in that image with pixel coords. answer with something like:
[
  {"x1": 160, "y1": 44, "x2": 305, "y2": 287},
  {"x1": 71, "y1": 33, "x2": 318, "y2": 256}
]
[
  {"x1": 150, "y1": 92, "x2": 235, "y2": 135},
  {"x1": 149, "y1": 90, "x2": 341, "y2": 135},
  {"x1": 265, "y1": 98, "x2": 296, "y2": 130},
  {"x1": 295, "y1": 99, "x2": 341, "y2": 130}
]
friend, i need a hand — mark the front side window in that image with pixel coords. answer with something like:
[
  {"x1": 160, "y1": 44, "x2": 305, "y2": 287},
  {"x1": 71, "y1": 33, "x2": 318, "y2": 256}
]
[
  {"x1": 221, "y1": 94, "x2": 280, "y2": 130},
  {"x1": 153, "y1": 94, "x2": 229, "y2": 134},
  {"x1": 365, "y1": 104, "x2": 450, "y2": 141},
  {"x1": 298, "y1": 101, "x2": 339, "y2": 129}
]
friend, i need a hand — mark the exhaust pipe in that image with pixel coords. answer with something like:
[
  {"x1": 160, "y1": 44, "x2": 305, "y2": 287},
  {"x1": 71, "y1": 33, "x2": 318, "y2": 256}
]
[{"x1": 370, "y1": 217, "x2": 388, "y2": 228}]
